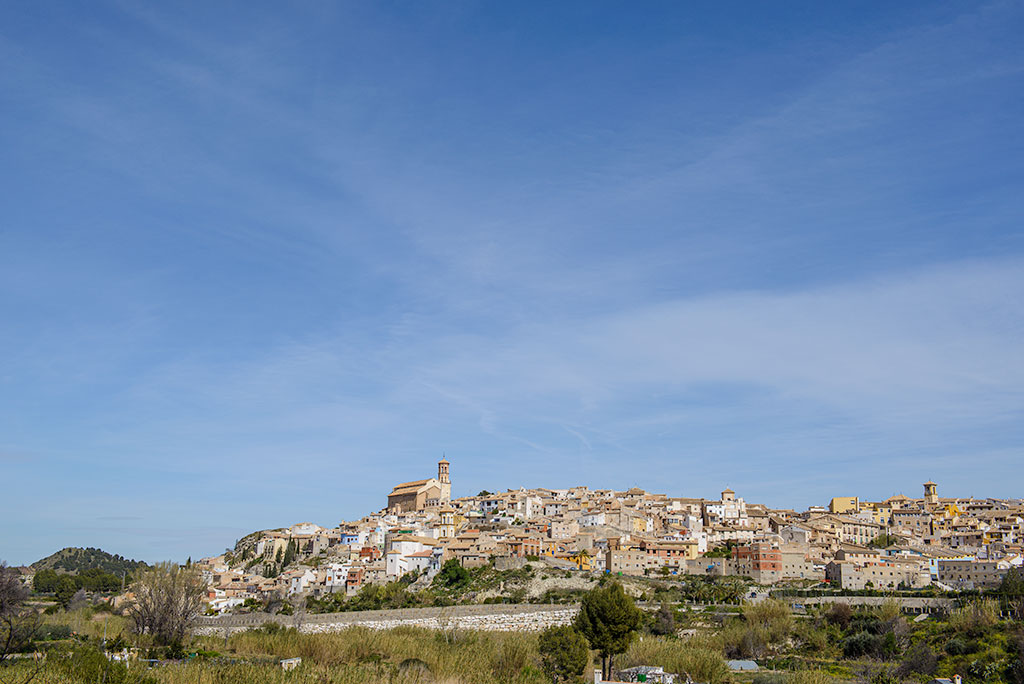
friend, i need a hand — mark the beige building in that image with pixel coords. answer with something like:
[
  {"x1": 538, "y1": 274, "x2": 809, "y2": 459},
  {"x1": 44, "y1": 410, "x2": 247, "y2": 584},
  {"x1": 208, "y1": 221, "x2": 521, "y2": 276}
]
[
  {"x1": 825, "y1": 558, "x2": 931, "y2": 590},
  {"x1": 387, "y1": 459, "x2": 451, "y2": 513},
  {"x1": 937, "y1": 559, "x2": 1009, "y2": 589}
]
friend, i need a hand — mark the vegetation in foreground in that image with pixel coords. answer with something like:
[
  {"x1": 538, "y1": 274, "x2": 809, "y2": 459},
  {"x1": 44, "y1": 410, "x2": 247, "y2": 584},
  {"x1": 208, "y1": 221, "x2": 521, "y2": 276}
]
[{"x1": 5, "y1": 557, "x2": 1024, "y2": 684}]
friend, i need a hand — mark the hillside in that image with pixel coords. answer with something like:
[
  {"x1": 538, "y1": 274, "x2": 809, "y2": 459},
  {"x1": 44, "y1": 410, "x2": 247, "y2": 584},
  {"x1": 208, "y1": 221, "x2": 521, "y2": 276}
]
[{"x1": 32, "y1": 547, "x2": 148, "y2": 575}]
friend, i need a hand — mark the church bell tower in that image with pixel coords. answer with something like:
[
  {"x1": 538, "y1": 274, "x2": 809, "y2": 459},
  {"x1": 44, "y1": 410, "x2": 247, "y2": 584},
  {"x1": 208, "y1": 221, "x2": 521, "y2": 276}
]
[{"x1": 438, "y1": 458, "x2": 451, "y2": 502}]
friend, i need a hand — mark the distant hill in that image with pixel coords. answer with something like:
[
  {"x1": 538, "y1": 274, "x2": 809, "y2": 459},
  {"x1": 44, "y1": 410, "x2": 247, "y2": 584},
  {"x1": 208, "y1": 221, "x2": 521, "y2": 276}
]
[{"x1": 32, "y1": 547, "x2": 149, "y2": 575}]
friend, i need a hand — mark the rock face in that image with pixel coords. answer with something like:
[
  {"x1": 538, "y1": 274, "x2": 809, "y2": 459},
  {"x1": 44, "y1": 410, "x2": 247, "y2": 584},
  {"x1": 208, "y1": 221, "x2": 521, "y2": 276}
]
[{"x1": 193, "y1": 604, "x2": 579, "y2": 635}]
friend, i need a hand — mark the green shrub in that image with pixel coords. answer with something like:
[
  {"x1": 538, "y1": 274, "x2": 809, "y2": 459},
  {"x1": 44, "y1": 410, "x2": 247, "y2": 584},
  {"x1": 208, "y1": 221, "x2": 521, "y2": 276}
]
[
  {"x1": 842, "y1": 630, "x2": 882, "y2": 658},
  {"x1": 35, "y1": 623, "x2": 73, "y2": 640},
  {"x1": 946, "y1": 636, "x2": 977, "y2": 656},
  {"x1": 538, "y1": 626, "x2": 589, "y2": 683},
  {"x1": 898, "y1": 641, "x2": 937, "y2": 676}
]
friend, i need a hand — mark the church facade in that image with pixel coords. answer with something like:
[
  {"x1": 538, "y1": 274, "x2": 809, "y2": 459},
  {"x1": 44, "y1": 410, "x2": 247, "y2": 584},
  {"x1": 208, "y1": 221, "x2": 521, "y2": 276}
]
[{"x1": 386, "y1": 459, "x2": 451, "y2": 513}]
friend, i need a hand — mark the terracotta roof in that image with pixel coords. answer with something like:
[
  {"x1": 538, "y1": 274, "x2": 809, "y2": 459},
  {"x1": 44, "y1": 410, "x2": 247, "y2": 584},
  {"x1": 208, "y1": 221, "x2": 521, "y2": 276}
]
[{"x1": 390, "y1": 479, "x2": 437, "y2": 495}]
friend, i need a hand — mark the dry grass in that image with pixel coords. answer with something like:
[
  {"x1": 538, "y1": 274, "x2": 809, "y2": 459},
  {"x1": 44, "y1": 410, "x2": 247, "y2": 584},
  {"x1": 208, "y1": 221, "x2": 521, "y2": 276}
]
[
  {"x1": 44, "y1": 607, "x2": 131, "y2": 642},
  {"x1": 620, "y1": 635, "x2": 731, "y2": 684}
]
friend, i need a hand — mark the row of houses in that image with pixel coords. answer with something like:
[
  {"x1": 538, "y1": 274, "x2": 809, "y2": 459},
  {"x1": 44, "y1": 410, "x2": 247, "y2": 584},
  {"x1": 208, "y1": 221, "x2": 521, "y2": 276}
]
[{"x1": 194, "y1": 473, "x2": 1021, "y2": 607}]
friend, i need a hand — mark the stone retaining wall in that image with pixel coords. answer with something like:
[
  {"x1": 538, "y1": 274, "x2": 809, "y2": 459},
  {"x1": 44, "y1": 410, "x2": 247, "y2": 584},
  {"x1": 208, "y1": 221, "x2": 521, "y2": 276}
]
[
  {"x1": 193, "y1": 604, "x2": 579, "y2": 635},
  {"x1": 784, "y1": 595, "x2": 954, "y2": 613}
]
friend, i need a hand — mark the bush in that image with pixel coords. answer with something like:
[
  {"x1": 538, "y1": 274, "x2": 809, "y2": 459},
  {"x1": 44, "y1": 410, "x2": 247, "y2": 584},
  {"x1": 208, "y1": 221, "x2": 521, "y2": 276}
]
[
  {"x1": 949, "y1": 599, "x2": 999, "y2": 636},
  {"x1": 434, "y1": 560, "x2": 471, "y2": 590},
  {"x1": 538, "y1": 626, "x2": 589, "y2": 683},
  {"x1": 1008, "y1": 632, "x2": 1024, "y2": 684},
  {"x1": 35, "y1": 623, "x2": 73, "y2": 641},
  {"x1": 898, "y1": 641, "x2": 937, "y2": 677},
  {"x1": 945, "y1": 636, "x2": 977, "y2": 656},
  {"x1": 825, "y1": 602, "x2": 852, "y2": 629},
  {"x1": 744, "y1": 599, "x2": 794, "y2": 644},
  {"x1": 649, "y1": 602, "x2": 677, "y2": 636},
  {"x1": 842, "y1": 631, "x2": 882, "y2": 659}
]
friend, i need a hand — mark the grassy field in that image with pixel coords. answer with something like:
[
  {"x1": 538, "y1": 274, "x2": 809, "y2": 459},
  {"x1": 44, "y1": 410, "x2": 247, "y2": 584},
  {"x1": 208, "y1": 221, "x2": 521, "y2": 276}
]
[{"x1": 7, "y1": 598, "x2": 1023, "y2": 684}]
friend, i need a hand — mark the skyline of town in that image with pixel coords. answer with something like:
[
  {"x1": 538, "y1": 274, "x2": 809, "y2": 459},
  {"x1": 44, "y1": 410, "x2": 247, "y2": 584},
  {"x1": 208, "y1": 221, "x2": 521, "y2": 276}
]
[
  {"x1": 59, "y1": 461, "x2": 1022, "y2": 611},
  {"x1": 5, "y1": 459, "x2": 1018, "y2": 566}
]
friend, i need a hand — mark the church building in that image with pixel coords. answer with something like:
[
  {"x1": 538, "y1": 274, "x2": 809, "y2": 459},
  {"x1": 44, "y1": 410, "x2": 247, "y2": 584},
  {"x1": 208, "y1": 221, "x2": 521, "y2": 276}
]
[{"x1": 386, "y1": 458, "x2": 451, "y2": 513}]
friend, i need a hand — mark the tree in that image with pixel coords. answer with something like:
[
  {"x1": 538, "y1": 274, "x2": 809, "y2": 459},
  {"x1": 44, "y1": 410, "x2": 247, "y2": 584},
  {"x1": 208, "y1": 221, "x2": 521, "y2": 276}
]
[
  {"x1": 282, "y1": 539, "x2": 297, "y2": 568},
  {"x1": 1001, "y1": 567, "x2": 1024, "y2": 597},
  {"x1": 126, "y1": 562, "x2": 205, "y2": 646},
  {"x1": 868, "y1": 534, "x2": 900, "y2": 549},
  {"x1": 54, "y1": 575, "x2": 78, "y2": 609},
  {"x1": 0, "y1": 565, "x2": 28, "y2": 618},
  {"x1": 434, "y1": 559, "x2": 470, "y2": 589},
  {"x1": 574, "y1": 581, "x2": 642, "y2": 680},
  {"x1": 31, "y1": 569, "x2": 59, "y2": 594},
  {"x1": 898, "y1": 641, "x2": 938, "y2": 677},
  {"x1": 650, "y1": 602, "x2": 677, "y2": 636},
  {"x1": 1008, "y1": 632, "x2": 1024, "y2": 684},
  {"x1": 826, "y1": 602, "x2": 853, "y2": 629},
  {"x1": 1, "y1": 561, "x2": 41, "y2": 672},
  {"x1": 539, "y1": 625, "x2": 589, "y2": 683}
]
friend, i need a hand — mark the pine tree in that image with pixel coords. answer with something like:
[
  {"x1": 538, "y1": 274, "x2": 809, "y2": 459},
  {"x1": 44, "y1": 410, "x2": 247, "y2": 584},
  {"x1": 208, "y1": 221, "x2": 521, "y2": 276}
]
[
  {"x1": 574, "y1": 581, "x2": 642, "y2": 680},
  {"x1": 539, "y1": 625, "x2": 589, "y2": 683}
]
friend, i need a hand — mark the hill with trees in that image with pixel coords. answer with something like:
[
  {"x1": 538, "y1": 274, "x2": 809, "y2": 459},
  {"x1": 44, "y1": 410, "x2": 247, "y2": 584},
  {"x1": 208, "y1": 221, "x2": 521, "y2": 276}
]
[{"x1": 31, "y1": 547, "x2": 148, "y2": 576}]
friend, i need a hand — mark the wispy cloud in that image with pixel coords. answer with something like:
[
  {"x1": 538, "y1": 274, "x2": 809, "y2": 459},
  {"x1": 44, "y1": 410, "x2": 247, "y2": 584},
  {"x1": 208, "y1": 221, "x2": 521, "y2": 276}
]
[{"x1": 1, "y1": 1, "x2": 1021, "y2": 564}]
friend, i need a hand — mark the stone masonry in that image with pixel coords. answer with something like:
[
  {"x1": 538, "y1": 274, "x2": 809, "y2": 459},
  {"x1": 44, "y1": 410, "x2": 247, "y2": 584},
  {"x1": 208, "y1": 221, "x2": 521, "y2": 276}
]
[{"x1": 193, "y1": 603, "x2": 579, "y2": 636}]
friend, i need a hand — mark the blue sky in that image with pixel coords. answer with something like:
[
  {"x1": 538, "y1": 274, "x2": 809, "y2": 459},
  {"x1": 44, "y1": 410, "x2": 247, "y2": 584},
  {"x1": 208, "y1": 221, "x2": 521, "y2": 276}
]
[{"x1": 1, "y1": 2, "x2": 1022, "y2": 565}]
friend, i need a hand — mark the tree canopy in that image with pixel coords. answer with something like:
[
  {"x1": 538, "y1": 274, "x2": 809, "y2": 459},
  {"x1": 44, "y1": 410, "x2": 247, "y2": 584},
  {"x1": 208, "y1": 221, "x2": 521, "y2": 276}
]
[
  {"x1": 539, "y1": 625, "x2": 589, "y2": 683},
  {"x1": 574, "y1": 581, "x2": 642, "y2": 680},
  {"x1": 1000, "y1": 567, "x2": 1024, "y2": 597},
  {"x1": 126, "y1": 562, "x2": 205, "y2": 646},
  {"x1": 434, "y1": 559, "x2": 470, "y2": 589}
]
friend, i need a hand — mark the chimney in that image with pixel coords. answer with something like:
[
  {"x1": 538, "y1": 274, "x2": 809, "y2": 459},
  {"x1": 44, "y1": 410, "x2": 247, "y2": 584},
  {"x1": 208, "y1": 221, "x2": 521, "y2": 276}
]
[
  {"x1": 595, "y1": 669, "x2": 603, "y2": 684},
  {"x1": 953, "y1": 676, "x2": 962, "y2": 684}
]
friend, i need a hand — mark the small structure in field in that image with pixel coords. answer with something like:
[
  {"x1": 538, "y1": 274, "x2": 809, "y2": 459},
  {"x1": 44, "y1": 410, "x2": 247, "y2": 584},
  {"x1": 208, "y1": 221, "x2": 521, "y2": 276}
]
[{"x1": 617, "y1": 665, "x2": 677, "y2": 684}]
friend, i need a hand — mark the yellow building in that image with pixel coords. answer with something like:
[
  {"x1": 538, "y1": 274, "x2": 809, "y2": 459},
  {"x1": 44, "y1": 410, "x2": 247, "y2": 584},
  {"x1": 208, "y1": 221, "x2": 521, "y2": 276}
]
[
  {"x1": 829, "y1": 497, "x2": 860, "y2": 515},
  {"x1": 571, "y1": 549, "x2": 594, "y2": 571},
  {"x1": 861, "y1": 502, "x2": 892, "y2": 526}
]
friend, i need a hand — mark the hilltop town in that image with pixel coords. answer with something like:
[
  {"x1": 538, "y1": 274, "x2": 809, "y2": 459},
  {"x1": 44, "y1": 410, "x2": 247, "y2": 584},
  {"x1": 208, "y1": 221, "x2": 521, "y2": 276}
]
[{"x1": 186, "y1": 460, "x2": 1024, "y2": 613}]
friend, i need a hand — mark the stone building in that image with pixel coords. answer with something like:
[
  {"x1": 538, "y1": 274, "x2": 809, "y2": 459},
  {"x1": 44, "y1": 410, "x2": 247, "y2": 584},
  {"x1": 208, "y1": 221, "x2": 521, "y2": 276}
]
[{"x1": 386, "y1": 459, "x2": 452, "y2": 513}]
